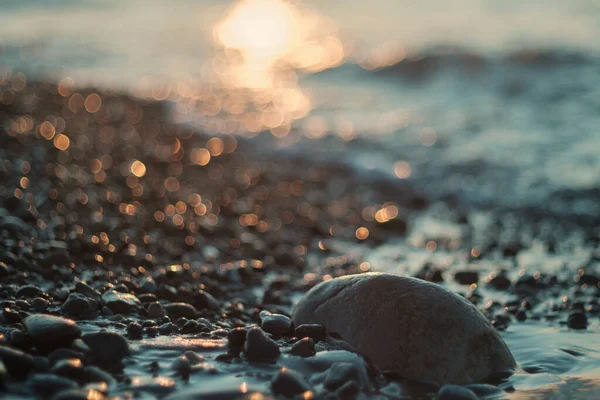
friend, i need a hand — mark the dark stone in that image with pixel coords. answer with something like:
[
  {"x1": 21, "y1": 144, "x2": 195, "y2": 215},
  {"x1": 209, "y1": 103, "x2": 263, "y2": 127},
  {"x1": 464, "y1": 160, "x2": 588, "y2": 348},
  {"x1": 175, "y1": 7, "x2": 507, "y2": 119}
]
[
  {"x1": 244, "y1": 327, "x2": 280, "y2": 362},
  {"x1": 50, "y1": 388, "x2": 105, "y2": 400},
  {"x1": 62, "y1": 293, "x2": 97, "y2": 319},
  {"x1": 84, "y1": 365, "x2": 116, "y2": 386},
  {"x1": 48, "y1": 348, "x2": 84, "y2": 366},
  {"x1": 102, "y1": 291, "x2": 141, "y2": 315},
  {"x1": 567, "y1": 310, "x2": 587, "y2": 330},
  {"x1": 228, "y1": 327, "x2": 247, "y2": 354},
  {"x1": 270, "y1": 368, "x2": 312, "y2": 398},
  {"x1": 158, "y1": 322, "x2": 177, "y2": 335},
  {"x1": 464, "y1": 384, "x2": 501, "y2": 397},
  {"x1": 436, "y1": 384, "x2": 478, "y2": 400},
  {"x1": 147, "y1": 302, "x2": 164, "y2": 319},
  {"x1": 163, "y1": 303, "x2": 198, "y2": 320},
  {"x1": 29, "y1": 374, "x2": 78, "y2": 396},
  {"x1": 515, "y1": 308, "x2": 527, "y2": 322},
  {"x1": 82, "y1": 330, "x2": 130, "y2": 366},
  {"x1": 16, "y1": 285, "x2": 45, "y2": 299},
  {"x1": 52, "y1": 358, "x2": 85, "y2": 382},
  {"x1": 294, "y1": 324, "x2": 326, "y2": 341},
  {"x1": 290, "y1": 337, "x2": 315, "y2": 357},
  {"x1": 0, "y1": 345, "x2": 35, "y2": 380},
  {"x1": 193, "y1": 290, "x2": 221, "y2": 311},
  {"x1": 127, "y1": 322, "x2": 144, "y2": 339},
  {"x1": 324, "y1": 362, "x2": 367, "y2": 391},
  {"x1": 336, "y1": 381, "x2": 359, "y2": 399},
  {"x1": 454, "y1": 271, "x2": 479, "y2": 285},
  {"x1": 24, "y1": 314, "x2": 82, "y2": 350},
  {"x1": 261, "y1": 314, "x2": 293, "y2": 336},
  {"x1": 75, "y1": 282, "x2": 103, "y2": 305}
]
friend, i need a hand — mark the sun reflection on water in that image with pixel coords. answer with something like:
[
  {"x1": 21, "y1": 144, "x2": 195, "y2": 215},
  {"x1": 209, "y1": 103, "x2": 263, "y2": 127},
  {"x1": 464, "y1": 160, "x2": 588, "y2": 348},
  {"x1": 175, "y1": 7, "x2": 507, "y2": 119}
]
[{"x1": 164, "y1": 0, "x2": 346, "y2": 136}]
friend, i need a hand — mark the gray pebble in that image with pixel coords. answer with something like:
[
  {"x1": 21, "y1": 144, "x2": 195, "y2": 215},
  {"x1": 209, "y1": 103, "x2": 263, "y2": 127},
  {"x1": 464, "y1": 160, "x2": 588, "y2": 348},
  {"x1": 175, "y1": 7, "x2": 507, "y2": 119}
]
[
  {"x1": 102, "y1": 290, "x2": 140, "y2": 315},
  {"x1": 244, "y1": 327, "x2": 280, "y2": 362},
  {"x1": 436, "y1": 384, "x2": 479, "y2": 400},
  {"x1": 82, "y1": 330, "x2": 130, "y2": 366},
  {"x1": 24, "y1": 314, "x2": 81, "y2": 350},
  {"x1": 147, "y1": 302, "x2": 164, "y2": 319},
  {"x1": 270, "y1": 368, "x2": 312, "y2": 398},
  {"x1": 261, "y1": 314, "x2": 293, "y2": 336},
  {"x1": 164, "y1": 302, "x2": 198, "y2": 320},
  {"x1": 290, "y1": 337, "x2": 315, "y2": 357}
]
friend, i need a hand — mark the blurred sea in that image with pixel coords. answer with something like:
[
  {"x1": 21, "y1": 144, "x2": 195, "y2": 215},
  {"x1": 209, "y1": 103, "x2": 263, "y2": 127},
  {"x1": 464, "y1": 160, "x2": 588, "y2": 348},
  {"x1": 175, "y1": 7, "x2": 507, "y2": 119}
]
[{"x1": 1, "y1": 0, "x2": 600, "y2": 215}]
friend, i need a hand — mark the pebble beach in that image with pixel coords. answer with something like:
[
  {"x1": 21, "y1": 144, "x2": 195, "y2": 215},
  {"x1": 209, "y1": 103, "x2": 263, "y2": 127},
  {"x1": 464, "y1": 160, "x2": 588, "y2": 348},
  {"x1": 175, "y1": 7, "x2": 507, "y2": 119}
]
[{"x1": 1, "y1": 1, "x2": 600, "y2": 399}]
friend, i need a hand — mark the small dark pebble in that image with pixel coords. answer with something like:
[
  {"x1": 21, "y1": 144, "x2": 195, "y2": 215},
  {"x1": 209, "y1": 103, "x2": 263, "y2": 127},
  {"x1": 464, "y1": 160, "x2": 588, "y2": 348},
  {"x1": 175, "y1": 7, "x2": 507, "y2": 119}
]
[
  {"x1": 29, "y1": 374, "x2": 78, "y2": 396},
  {"x1": 75, "y1": 282, "x2": 103, "y2": 305},
  {"x1": 464, "y1": 383, "x2": 502, "y2": 396},
  {"x1": 50, "y1": 388, "x2": 105, "y2": 400},
  {"x1": 84, "y1": 365, "x2": 116, "y2": 386},
  {"x1": 31, "y1": 297, "x2": 49, "y2": 312},
  {"x1": 270, "y1": 368, "x2": 312, "y2": 398},
  {"x1": 436, "y1": 384, "x2": 479, "y2": 400},
  {"x1": 82, "y1": 331, "x2": 130, "y2": 366},
  {"x1": 567, "y1": 310, "x2": 587, "y2": 330},
  {"x1": 52, "y1": 358, "x2": 85, "y2": 382},
  {"x1": 62, "y1": 293, "x2": 97, "y2": 319},
  {"x1": 158, "y1": 322, "x2": 177, "y2": 335},
  {"x1": 488, "y1": 274, "x2": 512, "y2": 290},
  {"x1": 294, "y1": 324, "x2": 326, "y2": 341},
  {"x1": 164, "y1": 302, "x2": 198, "y2": 320},
  {"x1": 454, "y1": 271, "x2": 479, "y2": 285},
  {"x1": 127, "y1": 321, "x2": 144, "y2": 339},
  {"x1": 244, "y1": 327, "x2": 280, "y2": 362},
  {"x1": 48, "y1": 348, "x2": 84, "y2": 366},
  {"x1": 16, "y1": 285, "x2": 46, "y2": 299},
  {"x1": 102, "y1": 291, "x2": 141, "y2": 315},
  {"x1": 515, "y1": 308, "x2": 527, "y2": 322},
  {"x1": 227, "y1": 327, "x2": 247, "y2": 354},
  {"x1": 290, "y1": 337, "x2": 315, "y2": 357},
  {"x1": 261, "y1": 314, "x2": 293, "y2": 336},
  {"x1": 147, "y1": 302, "x2": 164, "y2": 319}
]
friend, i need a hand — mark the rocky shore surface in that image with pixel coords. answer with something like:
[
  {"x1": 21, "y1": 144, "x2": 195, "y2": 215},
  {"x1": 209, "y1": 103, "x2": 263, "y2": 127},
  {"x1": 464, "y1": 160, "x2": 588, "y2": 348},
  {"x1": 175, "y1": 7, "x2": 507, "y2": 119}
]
[{"x1": 0, "y1": 76, "x2": 599, "y2": 399}]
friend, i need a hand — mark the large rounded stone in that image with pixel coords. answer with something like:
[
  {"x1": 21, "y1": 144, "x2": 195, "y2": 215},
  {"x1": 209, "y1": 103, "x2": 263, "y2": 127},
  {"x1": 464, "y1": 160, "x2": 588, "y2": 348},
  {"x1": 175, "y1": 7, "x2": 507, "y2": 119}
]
[
  {"x1": 292, "y1": 273, "x2": 516, "y2": 385},
  {"x1": 24, "y1": 314, "x2": 82, "y2": 350}
]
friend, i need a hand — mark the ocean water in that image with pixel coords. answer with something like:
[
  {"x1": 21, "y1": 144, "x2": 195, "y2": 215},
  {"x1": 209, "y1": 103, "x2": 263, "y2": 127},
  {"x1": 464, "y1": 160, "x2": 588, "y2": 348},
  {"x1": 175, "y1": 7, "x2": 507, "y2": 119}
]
[
  {"x1": 2, "y1": 1, "x2": 600, "y2": 398},
  {"x1": 2, "y1": 0, "x2": 600, "y2": 215}
]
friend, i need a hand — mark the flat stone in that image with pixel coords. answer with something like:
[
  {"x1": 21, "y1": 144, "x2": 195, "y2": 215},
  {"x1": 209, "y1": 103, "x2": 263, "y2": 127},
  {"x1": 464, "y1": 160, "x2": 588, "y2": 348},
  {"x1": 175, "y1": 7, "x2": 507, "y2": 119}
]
[
  {"x1": 290, "y1": 337, "x2": 315, "y2": 357},
  {"x1": 324, "y1": 362, "x2": 368, "y2": 391},
  {"x1": 62, "y1": 293, "x2": 97, "y2": 319},
  {"x1": 24, "y1": 314, "x2": 82, "y2": 350},
  {"x1": 292, "y1": 273, "x2": 516, "y2": 385},
  {"x1": 436, "y1": 384, "x2": 479, "y2": 400},
  {"x1": 261, "y1": 314, "x2": 293, "y2": 336},
  {"x1": 102, "y1": 290, "x2": 141, "y2": 315},
  {"x1": 163, "y1": 303, "x2": 198, "y2": 320},
  {"x1": 294, "y1": 324, "x2": 326, "y2": 341}
]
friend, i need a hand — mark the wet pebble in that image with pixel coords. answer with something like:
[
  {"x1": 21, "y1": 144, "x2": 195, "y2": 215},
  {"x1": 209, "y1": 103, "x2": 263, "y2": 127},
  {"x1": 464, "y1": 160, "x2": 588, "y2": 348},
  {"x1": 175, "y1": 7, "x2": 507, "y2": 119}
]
[
  {"x1": 24, "y1": 314, "x2": 81, "y2": 350},
  {"x1": 127, "y1": 321, "x2": 144, "y2": 339},
  {"x1": 454, "y1": 271, "x2": 479, "y2": 285},
  {"x1": 567, "y1": 310, "x2": 587, "y2": 330},
  {"x1": 50, "y1": 388, "x2": 105, "y2": 400},
  {"x1": 82, "y1": 330, "x2": 130, "y2": 366},
  {"x1": 323, "y1": 362, "x2": 368, "y2": 391},
  {"x1": 436, "y1": 384, "x2": 478, "y2": 400},
  {"x1": 16, "y1": 285, "x2": 46, "y2": 299},
  {"x1": 0, "y1": 345, "x2": 35, "y2": 380},
  {"x1": 147, "y1": 302, "x2": 164, "y2": 319},
  {"x1": 294, "y1": 324, "x2": 326, "y2": 341},
  {"x1": 244, "y1": 327, "x2": 280, "y2": 362},
  {"x1": 164, "y1": 302, "x2": 198, "y2": 320},
  {"x1": 131, "y1": 376, "x2": 177, "y2": 396},
  {"x1": 52, "y1": 358, "x2": 85, "y2": 382},
  {"x1": 102, "y1": 290, "x2": 140, "y2": 315},
  {"x1": 48, "y1": 348, "x2": 84, "y2": 366},
  {"x1": 62, "y1": 293, "x2": 97, "y2": 319},
  {"x1": 29, "y1": 373, "x2": 78, "y2": 396},
  {"x1": 31, "y1": 297, "x2": 49, "y2": 311},
  {"x1": 270, "y1": 368, "x2": 312, "y2": 398},
  {"x1": 261, "y1": 314, "x2": 293, "y2": 336},
  {"x1": 290, "y1": 337, "x2": 315, "y2": 357},
  {"x1": 75, "y1": 282, "x2": 103, "y2": 305}
]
